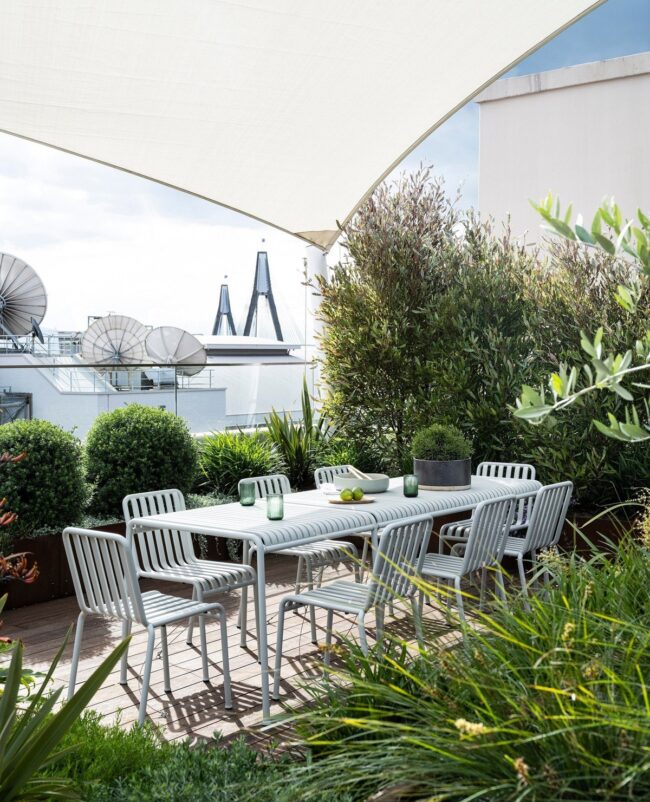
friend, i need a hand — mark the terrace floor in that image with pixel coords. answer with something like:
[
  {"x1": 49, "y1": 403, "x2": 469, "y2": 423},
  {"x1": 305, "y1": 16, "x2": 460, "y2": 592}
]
[{"x1": 3, "y1": 555, "x2": 450, "y2": 743}]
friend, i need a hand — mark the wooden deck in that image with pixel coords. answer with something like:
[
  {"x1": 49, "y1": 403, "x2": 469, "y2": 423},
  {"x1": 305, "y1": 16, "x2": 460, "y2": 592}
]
[{"x1": 3, "y1": 556, "x2": 449, "y2": 743}]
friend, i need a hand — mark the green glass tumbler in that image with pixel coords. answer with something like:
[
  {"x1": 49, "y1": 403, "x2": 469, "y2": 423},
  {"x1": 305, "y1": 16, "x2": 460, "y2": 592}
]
[
  {"x1": 239, "y1": 483, "x2": 256, "y2": 506},
  {"x1": 403, "y1": 474, "x2": 419, "y2": 497},
  {"x1": 266, "y1": 493, "x2": 284, "y2": 520}
]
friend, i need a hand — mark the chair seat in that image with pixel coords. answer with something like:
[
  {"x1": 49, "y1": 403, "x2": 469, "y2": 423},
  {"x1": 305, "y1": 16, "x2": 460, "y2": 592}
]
[
  {"x1": 276, "y1": 539, "x2": 357, "y2": 566},
  {"x1": 139, "y1": 559, "x2": 256, "y2": 593},
  {"x1": 421, "y1": 552, "x2": 466, "y2": 579},
  {"x1": 503, "y1": 536, "x2": 528, "y2": 556},
  {"x1": 288, "y1": 579, "x2": 370, "y2": 614},
  {"x1": 141, "y1": 589, "x2": 224, "y2": 626}
]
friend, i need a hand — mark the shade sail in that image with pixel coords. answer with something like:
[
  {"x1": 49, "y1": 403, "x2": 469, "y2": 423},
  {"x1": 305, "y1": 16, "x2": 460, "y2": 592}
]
[{"x1": 0, "y1": 1, "x2": 602, "y2": 251}]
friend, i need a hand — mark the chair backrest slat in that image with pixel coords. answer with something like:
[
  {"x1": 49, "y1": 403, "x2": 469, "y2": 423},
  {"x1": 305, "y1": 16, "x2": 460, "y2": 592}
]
[
  {"x1": 123, "y1": 489, "x2": 194, "y2": 572},
  {"x1": 477, "y1": 462, "x2": 536, "y2": 527},
  {"x1": 462, "y1": 495, "x2": 516, "y2": 573},
  {"x1": 63, "y1": 528, "x2": 146, "y2": 624},
  {"x1": 524, "y1": 481, "x2": 573, "y2": 552},
  {"x1": 368, "y1": 514, "x2": 433, "y2": 607},
  {"x1": 314, "y1": 465, "x2": 351, "y2": 489},
  {"x1": 238, "y1": 474, "x2": 291, "y2": 498}
]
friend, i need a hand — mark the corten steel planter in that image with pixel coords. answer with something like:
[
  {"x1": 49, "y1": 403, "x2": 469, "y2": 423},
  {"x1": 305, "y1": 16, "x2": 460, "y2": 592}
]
[{"x1": 413, "y1": 457, "x2": 471, "y2": 490}]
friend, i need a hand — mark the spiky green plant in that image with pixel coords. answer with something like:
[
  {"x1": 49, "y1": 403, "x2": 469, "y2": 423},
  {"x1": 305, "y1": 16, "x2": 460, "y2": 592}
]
[
  {"x1": 199, "y1": 431, "x2": 284, "y2": 496},
  {"x1": 280, "y1": 530, "x2": 650, "y2": 801}
]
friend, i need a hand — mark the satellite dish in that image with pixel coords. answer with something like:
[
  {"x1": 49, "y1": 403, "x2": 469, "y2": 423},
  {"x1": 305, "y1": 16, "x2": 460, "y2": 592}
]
[
  {"x1": 145, "y1": 326, "x2": 207, "y2": 376},
  {"x1": 0, "y1": 253, "x2": 47, "y2": 336},
  {"x1": 81, "y1": 315, "x2": 147, "y2": 365}
]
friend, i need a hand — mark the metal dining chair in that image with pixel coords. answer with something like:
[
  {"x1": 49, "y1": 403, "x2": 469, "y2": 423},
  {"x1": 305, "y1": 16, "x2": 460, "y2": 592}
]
[
  {"x1": 63, "y1": 527, "x2": 232, "y2": 726},
  {"x1": 421, "y1": 495, "x2": 516, "y2": 623},
  {"x1": 438, "y1": 462, "x2": 536, "y2": 554},
  {"x1": 123, "y1": 489, "x2": 258, "y2": 648},
  {"x1": 314, "y1": 464, "x2": 352, "y2": 488},
  {"x1": 238, "y1": 474, "x2": 360, "y2": 643},
  {"x1": 502, "y1": 481, "x2": 573, "y2": 601},
  {"x1": 273, "y1": 513, "x2": 434, "y2": 699}
]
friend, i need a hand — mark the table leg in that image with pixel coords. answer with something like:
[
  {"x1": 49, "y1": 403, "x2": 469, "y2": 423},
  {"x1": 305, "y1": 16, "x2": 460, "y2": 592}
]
[
  {"x1": 238, "y1": 540, "x2": 250, "y2": 649},
  {"x1": 256, "y1": 549, "x2": 271, "y2": 722}
]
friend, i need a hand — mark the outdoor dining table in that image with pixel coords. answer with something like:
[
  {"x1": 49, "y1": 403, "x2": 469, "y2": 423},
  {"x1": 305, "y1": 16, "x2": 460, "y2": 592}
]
[{"x1": 127, "y1": 473, "x2": 540, "y2": 722}]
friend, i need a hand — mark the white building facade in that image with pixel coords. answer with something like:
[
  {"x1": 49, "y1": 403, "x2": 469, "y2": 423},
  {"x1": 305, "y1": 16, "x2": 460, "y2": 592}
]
[{"x1": 477, "y1": 52, "x2": 650, "y2": 241}]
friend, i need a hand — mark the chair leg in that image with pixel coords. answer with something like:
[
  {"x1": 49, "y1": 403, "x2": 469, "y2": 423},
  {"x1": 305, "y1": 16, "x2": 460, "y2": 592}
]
[
  {"x1": 304, "y1": 556, "x2": 318, "y2": 644},
  {"x1": 138, "y1": 625, "x2": 156, "y2": 727},
  {"x1": 67, "y1": 611, "x2": 86, "y2": 700},
  {"x1": 186, "y1": 586, "x2": 200, "y2": 645},
  {"x1": 517, "y1": 554, "x2": 530, "y2": 609},
  {"x1": 454, "y1": 577, "x2": 465, "y2": 625},
  {"x1": 376, "y1": 605, "x2": 386, "y2": 654},
  {"x1": 216, "y1": 608, "x2": 233, "y2": 709},
  {"x1": 324, "y1": 609, "x2": 334, "y2": 668},
  {"x1": 119, "y1": 618, "x2": 131, "y2": 685},
  {"x1": 294, "y1": 556, "x2": 304, "y2": 594},
  {"x1": 253, "y1": 581, "x2": 261, "y2": 657},
  {"x1": 479, "y1": 567, "x2": 488, "y2": 610},
  {"x1": 199, "y1": 614, "x2": 209, "y2": 683},
  {"x1": 360, "y1": 535, "x2": 369, "y2": 581},
  {"x1": 273, "y1": 601, "x2": 288, "y2": 700},
  {"x1": 160, "y1": 624, "x2": 171, "y2": 693},
  {"x1": 357, "y1": 612, "x2": 369, "y2": 655},
  {"x1": 410, "y1": 597, "x2": 423, "y2": 646},
  {"x1": 495, "y1": 566, "x2": 507, "y2": 604}
]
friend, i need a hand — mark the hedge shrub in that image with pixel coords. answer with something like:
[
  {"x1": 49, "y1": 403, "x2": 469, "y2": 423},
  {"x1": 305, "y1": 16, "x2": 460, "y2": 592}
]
[
  {"x1": 85, "y1": 405, "x2": 198, "y2": 517},
  {"x1": 0, "y1": 419, "x2": 87, "y2": 537},
  {"x1": 411, "y1": 424, "x2": 472, "y2": 461},
  {"x1": 199, "y1": 431, "x2": 284, "y2": 496}
]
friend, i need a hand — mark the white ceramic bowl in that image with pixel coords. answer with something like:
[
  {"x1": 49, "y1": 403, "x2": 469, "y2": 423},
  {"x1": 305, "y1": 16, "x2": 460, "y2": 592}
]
[{"x1": 333, "y1": 472, "x2": 390, "y2": 493}]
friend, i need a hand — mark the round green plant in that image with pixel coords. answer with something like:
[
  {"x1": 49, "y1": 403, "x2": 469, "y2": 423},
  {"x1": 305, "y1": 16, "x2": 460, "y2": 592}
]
[
  {"x1": 85, "y1": 404, "x2": 199, "y2": 517},
  {"x1": 0, "y1": 419, "x2": 87, "y2": 537},
  {"x1": 411, "y1": 423, "x2": 472, "y2": 462},
  {"x1": 199, "y1": 431, "x2": 284, "y2": 496}
]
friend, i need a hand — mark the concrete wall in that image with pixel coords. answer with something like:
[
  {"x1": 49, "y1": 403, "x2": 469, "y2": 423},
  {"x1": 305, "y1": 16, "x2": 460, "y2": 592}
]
[{"x1": 477, "y1": 53, "x2": 650, "y2": 243}]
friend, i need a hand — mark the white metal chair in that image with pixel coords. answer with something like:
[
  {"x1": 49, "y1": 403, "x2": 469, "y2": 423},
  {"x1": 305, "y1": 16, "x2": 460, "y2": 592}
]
[
  {"x1": 123, "y1": 489, "x2": 258, "y2": 647},
  {"x1": 421, "y1": 495, "x2": 516, "y2": 623},
  {"x1": 314, "y1": 464, "x2": 351, "y2": 488},
  {"x1": 63, "y1": 527, "x2": 232, "y2": 726},
  {"x1": 273, "y1": 513, "x2": 434, "y2": 699},
  {"x1": 238, "y1": 474, "x2": 360, "y2": 643},
  {"x1": 439, "y1": 462, "x2": 536, "y2": 554},
  {"x1": 502, "y1": 481, "x2": 573, "y2": 601}
]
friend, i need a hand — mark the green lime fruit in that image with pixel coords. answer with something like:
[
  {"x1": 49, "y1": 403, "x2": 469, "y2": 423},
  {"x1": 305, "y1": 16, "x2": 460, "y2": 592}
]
[
  {"x1": 340, "y1": 488, "x2": 354, "y2": 502},
  {"x1": 352, "y1": 487, "x2": 364, "y2": 501}
]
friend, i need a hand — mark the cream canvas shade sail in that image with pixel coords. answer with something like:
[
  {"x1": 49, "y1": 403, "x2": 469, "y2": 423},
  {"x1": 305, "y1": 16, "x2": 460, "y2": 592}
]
[{"x1": 0, "y1": 1, "x2": 603, "y2": 251}]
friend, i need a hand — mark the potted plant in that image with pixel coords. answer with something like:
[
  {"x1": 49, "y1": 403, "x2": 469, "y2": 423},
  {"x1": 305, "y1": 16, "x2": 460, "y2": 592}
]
[{"x1": 411, "y1": 424, "x2": 472, "y2": 490}]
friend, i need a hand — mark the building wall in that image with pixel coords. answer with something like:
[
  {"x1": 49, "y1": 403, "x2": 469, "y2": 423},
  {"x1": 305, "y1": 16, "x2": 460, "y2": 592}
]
[{"x1": 477, "y1": 53, "x2": 650, "y2": 243}]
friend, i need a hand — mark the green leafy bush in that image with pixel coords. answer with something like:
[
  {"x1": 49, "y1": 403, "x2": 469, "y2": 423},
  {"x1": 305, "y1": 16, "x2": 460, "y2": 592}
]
[
  {"x1": 316, "y1": 436, "x2": 387, "y2": 476},
  {"x1": 265, "y1": 381, "x2": 330, "y2": 490},
  {"x1": 85, "y1": 405, "x2": 199, "y2": 517},
  {"x1": 316, "y1": 167, "x2": 650, "y2": 506},
  {"x1": 283, "y1": 529, "x2": 650, "y2": 801},
  {"x1": 199, "y1": 431, "x2": 283, "y2": 496},
  {"x1": 411, "y1": 423, "x2": 472, "y2": 461},
  {"x1": 0, "y1": 419, "x2": 87, "y2": 537}
]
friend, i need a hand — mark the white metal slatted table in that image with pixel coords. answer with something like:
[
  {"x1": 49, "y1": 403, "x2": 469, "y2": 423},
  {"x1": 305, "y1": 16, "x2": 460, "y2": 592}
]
[{"x1": 128, "y1": 474, "x2": 540, "y2": 721}]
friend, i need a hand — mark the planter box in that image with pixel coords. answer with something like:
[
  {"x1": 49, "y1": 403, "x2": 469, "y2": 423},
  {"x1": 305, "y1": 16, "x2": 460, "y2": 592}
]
[{"x1": 413, "y1": 458, "x2": 471, "y2": 490}]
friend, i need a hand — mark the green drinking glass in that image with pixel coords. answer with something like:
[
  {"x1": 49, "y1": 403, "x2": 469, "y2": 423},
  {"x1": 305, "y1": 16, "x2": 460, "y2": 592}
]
[
  {"x1": 266, "y1": 493, "x2": 284, "y2": 520},
  {"x1": 403, "y1": 474, "x2": 419, "y2": 497},
  {"x1": 239, "y1": 483, "x2": 256, "y2": 506}
]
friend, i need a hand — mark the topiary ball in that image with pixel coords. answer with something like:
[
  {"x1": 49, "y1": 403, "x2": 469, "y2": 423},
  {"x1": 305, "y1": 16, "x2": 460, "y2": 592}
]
[
  {"x1": 85, "y1": 404, "x2": 199, "y2": 517},
  {"x1": 0, "y1": 419, "x2": 87, "y2": 537}
]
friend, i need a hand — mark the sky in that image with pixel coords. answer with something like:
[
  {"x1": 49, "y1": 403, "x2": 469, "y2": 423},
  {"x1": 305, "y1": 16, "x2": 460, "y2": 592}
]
[{"x1": 0, "y1": 0, "x2": 648, "y2": 337}]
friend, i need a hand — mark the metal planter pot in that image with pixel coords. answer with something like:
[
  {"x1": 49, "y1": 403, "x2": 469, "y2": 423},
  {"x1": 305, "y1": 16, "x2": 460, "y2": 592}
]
[{"x1": 413, "y1": 458, "x2": 471, "y2": 490}]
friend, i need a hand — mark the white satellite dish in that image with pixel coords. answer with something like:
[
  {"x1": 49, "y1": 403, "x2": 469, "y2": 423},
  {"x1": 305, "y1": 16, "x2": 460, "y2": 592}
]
[
  {"x1": 145, "y1": 326, "x2": 207, "y2": 376},
  {"x1": 0, "y1": 253, "x2": 47, "y2": 336},
  {"x1": 81, "y1": 315, "x2": 147, "y2": 365}
]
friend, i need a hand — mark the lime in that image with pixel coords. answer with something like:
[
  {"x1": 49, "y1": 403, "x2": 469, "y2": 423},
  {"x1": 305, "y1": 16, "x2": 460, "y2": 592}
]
[
  {"x1": 352, "y1": 487, "x2": 364, "y2": 501},
  {"x1": 340, "y1": 488, "x2": 354, "y2": 502}
]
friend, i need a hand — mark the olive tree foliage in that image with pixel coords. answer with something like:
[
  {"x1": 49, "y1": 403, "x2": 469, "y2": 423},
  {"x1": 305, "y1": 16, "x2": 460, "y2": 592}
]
[
  {"x1": 315, "y1": 168, "x2": 463, "y2": 468},
  {"x1": 515, "y1": 196, "x2": 650, "y2": 441}
]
